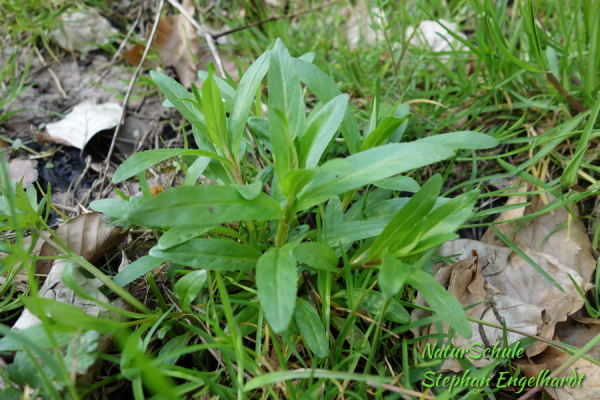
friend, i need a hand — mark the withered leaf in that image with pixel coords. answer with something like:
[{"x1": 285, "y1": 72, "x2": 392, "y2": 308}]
[{"x1": 37, "y1": 212, "x2": 126, "y2": 275}]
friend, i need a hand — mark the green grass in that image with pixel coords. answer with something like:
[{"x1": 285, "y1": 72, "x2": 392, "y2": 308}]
[{"x1": 0, "y1": 0, "x2": 599, "y2": 399}]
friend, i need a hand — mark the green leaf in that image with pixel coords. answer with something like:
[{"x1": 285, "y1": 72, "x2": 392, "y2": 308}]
[
  {"x1": 150, "y1": 71, "x2": 207, "y2": 129},
  {"x1": 373, "y1": 176, "x2": 420, "y2": 192},
  {"x1": 233, "y1": 181, "x2": 263, "y2": 200},
  {"x1": 370, "y1": 175, "x2": 442, "y2": 258},
  {"x1": 127, "y1": 185, "x2": 283, "y2": 228},
  {"x1": 269, "y1": 41, "x2": 303, "y2": 179},
  {"x1": 248, "y1": 117, "x2": 271, "y2": 150},
  {"x1": 295, "y1": 142, "x2": 455, "y2": 212},
  {"x1": 281, "y1": 169, "x2": 316, "y2": 199},
  {"x1": 416, "y1": 189, "x2": 479, "y2": 242},
  {"x1": 229, "y1": 50, "x2": 271, "y2": 154},
  {"x1": 300, "y1": 94, "x2": 348, "y2": 168},
  {"x1": 256, "y1": 247, "x2": 298, "y2": 333},
  {"x1": 294, "y1": 59, "x2": 361, "y2": 154},
  {"x1": 244, "y1": 369, "x2": 388, "y2": 392},
  {"x1": 321, "y1": 219, "x2": 388, "y2": 247},
  {"x1": 202, "y1": 63, "x2": 228, "y2": 151},
  {"x1": 294, "y1": 298, "x2": 328, "y2": 358},
  {"x1": 21, "y1": 298, "x2": 124, "y2": 334},
  {"x1": 378, "y1": 251, "x2": 407, "y2": 299},
  {"x1": 0, "y1": 325, "x2": 74, "y2": 351},
  {"x1": 89, "y1": 197, "x2": 139, "y2": 222},
  {"x1": 415, "y1": 131, "x2": 499, "y2": 150},
  {"x1": 360, "y1": 115, "x2": 410, "y2": 151},
  {"x1": 270, "y1": 39, "x2": 304, "y2": 139},
  {"x1": 352, "y1": 290, "x2": 410, "y2": 324},
  {"x1": 158, "y1": 226, "x2": 214, "y2": 250},
  {"x1": 174, "y1": 270, "x2": 207, "y2": 311},
  {"x1": 184, "y1": 156, "x2": 211, "y2": 186},
  {"x1": 291, "y1": 242, "x2": 338, "y2": 271},
  {"x1": 150, "y1": 239, "x2": 261, "y2": 271},
  {"x1": 64, "y1": 331, "x2": 99, "y2": 373},
  {"x1": 407, "y1": 270, "x2": 472, "y2": 338},
  {"x1": 198, "y1": 70, "x2": 235, "y2": 105},
  {"x1": 114, "y1": 256, "x2": 164, "y2": 287},
  {"x1": 561, "y1": 95, "x2": 600, "y2": 187},
  {"x1": 112, "y1": 149, "x2": 227, "y2": 184},
  {"x1": 486, "y1": 17, "x2": 547, "y2": 74}
]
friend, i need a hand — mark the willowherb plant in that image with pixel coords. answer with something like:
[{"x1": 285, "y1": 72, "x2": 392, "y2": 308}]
[{"x1": 92, "y1": 38, "x2": 499, "y2": 355}]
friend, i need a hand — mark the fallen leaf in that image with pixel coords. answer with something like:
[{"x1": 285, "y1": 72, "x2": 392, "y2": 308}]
[
  {"x1": 411, "y1": 180, "x2": 597, "y2": 372},
  {"x1": 123, "y1": 0, "x2": 237, "y2": 87},
  {"x1": 8, "y1": 159, "x2": 38, "y2": 187},
  {"x1": 50, "y1": 9, "x2": 118, "y2": 53},
  {"x1": 36, "y1": 212, "x2": 126, "y2": 275},
  {"x1": 149, "y1": 184, "x2": 165, "y2": 196},
  {"x1": 518, "y1": 341, "x2": 600, "y2": 399},
  {"x1": 45, "y1": 101, "x2": 122, "y2": 150}
]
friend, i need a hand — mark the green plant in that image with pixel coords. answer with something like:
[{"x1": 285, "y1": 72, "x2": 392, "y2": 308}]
[{"x1": 93, "y1": 39, "x2": 498, "y2": 358}]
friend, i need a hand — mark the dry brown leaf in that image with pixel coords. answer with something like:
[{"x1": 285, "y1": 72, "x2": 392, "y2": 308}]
[
  {"x1": 36, "y1": 212, "x2": 126, "y2": 275},
  {"x1": 412, "y1": 180, "x2": 597, "y2": 372},
  {"x1": 8, "y1": 159, "x2": 38, "y2": 187},
  {"x1": 518, "y1": 342, "x2": 600, "y2": 399},
  {"x1": 122, "y1": 0, "x2": 237, "y2": 87}
]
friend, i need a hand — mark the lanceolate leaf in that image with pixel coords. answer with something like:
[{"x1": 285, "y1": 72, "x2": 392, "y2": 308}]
[
  {"x1": 281, "y1": 169, "x2": 316, "y2": 199},
  {"x1": 370, "y1": 175, "x2": 442, "y2": 259},
  {"x1": 114, "y1": 256, "x2": 164, "y2": 287},
  {"x1": 202, "y1": 63, "x2": 228, "y2": 151},
  {"x1": 360, "y1": 115, "x2": 411, "y2": 151},
  {"x1": 228, "y1": 50, "x2": 271, "y2": 156},
  {"x1": 295, "y1": 142, "x2": 455, "y2": 212},
  {"x1": 300, "y1": 94, "x2": 348, "y2": 168},
  {"x1": 417, "y1": 190, "x2": 479, "y2": 242},
  {"x1": 294, "y1": 59, "x2": 361, "y2": 154},
  {"x1": 174, "y1": 270, "x2": 208, "y2": 311},
  {"x1": 270, "y1": 39, "x2": 304, "y2": 139},
  {"x1": 150, "y1": 239, "x2": 261, "y2": 271},
  {"x1": 112, "y1": 149, "x2": 228, "y2": 184},
  {"x1": 407, "y1": 270, "x2": 472, "y2": 338},
  {"x1": 256, "y1": 247, "x2": 298, "y2": 333},
  {"x1": 415, "y1": 131, "x2": 499, "y2": 150},
  {"x1": 127, "y1": 186, "x2": 283, "y2": 228},
  {"x1": 150, "y1": 71, "x2": 206, "y2": 130},
  {"x1": 291, "y1": 242, "x2": 338, "y2": 271},
  {"x1": 269, "y1": 41, "x2": 302, "y2": 179},
  {"x1": 294, "y1": 298, "x2": 328, "y2": 358},
  {"x1": 378, "y1": 251, "x2": 405, "y2": 299}
]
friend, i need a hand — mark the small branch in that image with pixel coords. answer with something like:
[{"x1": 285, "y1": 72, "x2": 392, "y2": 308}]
[
  {"x1": 546, "y1": 72, "x2": 587, "y2": 114},
  {"x1": 212, "y1": 0, "x2": 338, "y2": 40},
  {"x1": 99, "y1": 0, "x2": 165, "y2": 195},
  {"x1": 164, "y1": 0, "x2": 226, "y2": 78}
]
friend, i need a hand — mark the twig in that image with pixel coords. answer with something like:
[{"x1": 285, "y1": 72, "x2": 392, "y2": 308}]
[
  {"x1": 99, "y1": 0, "x2": 165, "y2": 196},
  {"x1": 33, "y1": 47, "x2": 67, "y2": 99},
  {"x1": 98, "y1": 6, "x2": 143, "y2": 83},
  {"x1": 546, "y1": 72, "x2": 587, "y2": 114},
  {"x1": 164, "y1": 0, "x2": 226, "y2": 78},
  {"x1": 212, "y1": 0, "x2": 338, "y2": 40},
  {"x1": 367, "y1": 382, "x2": 435, "y2": 400}
]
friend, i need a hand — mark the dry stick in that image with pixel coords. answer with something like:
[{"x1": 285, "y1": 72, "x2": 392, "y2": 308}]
[
  {"x1": 366, "y1": 382, "x2": 436, "y2": 400},
  {"x1": 164, "y1": 0, "x2": 226, "y2": 78},
  {"x1": 98, "y1": 6, "x2": 143, "y2": 83},
  {"x1": 99, "y1": 0, "x2": 165, "y2": 196},
  {"x1": 212, "y1": 0, "x2": 338, "y2": 40},
  {"x1": 546, "y1": 72, "x2": 587, "y2": 114}
]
